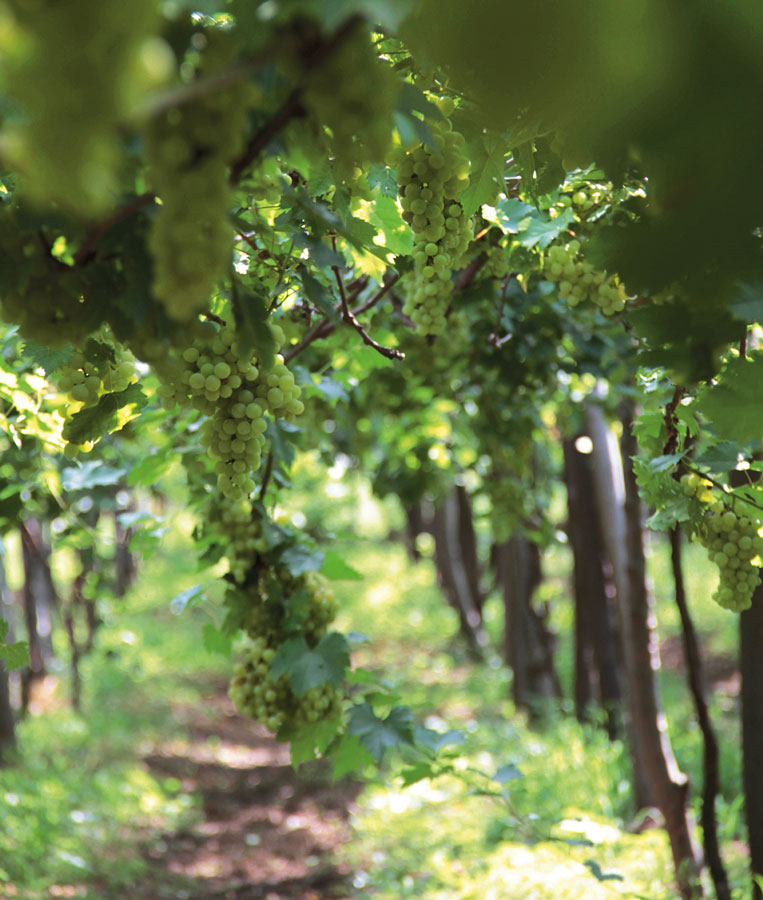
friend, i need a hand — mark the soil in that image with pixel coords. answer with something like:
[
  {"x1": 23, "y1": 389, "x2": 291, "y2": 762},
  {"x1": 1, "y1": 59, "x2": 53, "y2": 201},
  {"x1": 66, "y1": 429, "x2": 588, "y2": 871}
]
[{"x1": 139, "y1": 678, "x2": 361, "y2": 900}]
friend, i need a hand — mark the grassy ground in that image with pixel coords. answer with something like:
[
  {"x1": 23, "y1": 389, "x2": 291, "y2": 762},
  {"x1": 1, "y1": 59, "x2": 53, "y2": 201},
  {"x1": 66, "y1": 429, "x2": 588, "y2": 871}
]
[{"x1": 0, "y1": 455, "x2": 753, "y2": 899}]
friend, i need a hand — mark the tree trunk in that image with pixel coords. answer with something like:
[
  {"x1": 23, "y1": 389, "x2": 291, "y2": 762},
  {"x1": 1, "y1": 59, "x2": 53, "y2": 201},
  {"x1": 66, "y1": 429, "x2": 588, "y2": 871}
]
[
  {"x1": 402, "y1": 502, "x2": 425, "y2": 562},
  {"x1": 114, "y1": 510, "x2": 137, "y2": 597},
  {"x1": 741, "y1": 576, "x2": 763, "y2": 898},
  {"x1": 0, "y1": 550, "x2": 16, "y2": 762},
  {"x1": 562, "y1": 436, "x2": 621, "y2": 738},
  {"x1": 455, "y1": 484, "x2": 484, "y2": 617},
  {"x1": 670, "y1": 527, "x2": 730, "y2": 900},
  {"x1": 495, "y1": 534, "x2": 560, "y2": 716},
  {"x1": 619, "y1": 405, "x2": 702, "y2": 899},
  {"x1": 587, "y1": 402, "x2": 655, "y2": 809},
  {"x1": 19, "y1": 523, "x2": 47, "y2": 713},
  {"x1": 431, "y1": 489, "x2": 488, "y2": 659}
]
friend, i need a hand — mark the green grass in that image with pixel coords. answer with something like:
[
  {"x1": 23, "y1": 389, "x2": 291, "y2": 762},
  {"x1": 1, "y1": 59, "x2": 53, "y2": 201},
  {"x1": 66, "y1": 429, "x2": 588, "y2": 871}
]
[{"x1": 0, "y1": 519, "x2": 227, "y2": 899}]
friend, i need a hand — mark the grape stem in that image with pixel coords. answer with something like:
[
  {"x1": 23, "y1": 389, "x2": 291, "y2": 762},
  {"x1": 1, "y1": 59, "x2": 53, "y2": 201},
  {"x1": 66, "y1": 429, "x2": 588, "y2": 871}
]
[
  {"x1": 332, "y1": 244, "x2": 404, "y2": 361},
  {"x1": 661, "y1": 385, "x2": 686, "y2": 456},
  {"x1": 489, "y1": 273, "x2": 514, "y2": 349},
  {"x1": 682, "y1": 462, "x2": 763, "y2": 514},
  {"x1": 283, "y1": 270, "x2": 402, "y2": 364},
  {"x1": 259, "y1": 449, "x2": 274, "y2": 503}
]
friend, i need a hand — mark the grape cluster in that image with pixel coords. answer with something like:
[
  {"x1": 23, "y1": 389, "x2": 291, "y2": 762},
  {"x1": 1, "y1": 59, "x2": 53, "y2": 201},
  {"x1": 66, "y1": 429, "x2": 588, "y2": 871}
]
[
  {"x1": 483, "y1": 242, "x2": 510, "y2": 280},
  {"x1": 157, "y1": 324, "x2": 302, "y2": 500},
  {"x1": 56, "y1": 341, "x2": 136, "y2": 405},
  {"x1": 210, "y1": 496, "x2": 265, "y2": 583},
  {"x1": 229, "y1": 635, "x2": 341, "y2": 734},
  {"x1": 395, "y1": 100, "x2": 473, "y2": 335},
  {"x1": 2, "y1": 0, "x2": 159, "y2": 215},
  {"x1": 304, "y1": 24, "x2": 399, "y2": 169},
  {"x1": 228, "y1": 568, "x2": 341, "y2": 734},
  {"x1": 545, "y1": 241, "x2": 628, "y2": 315},
  {"x1": 145, "y1": 32, "x2": 255, "y2": 321},
  {"x1": 682, "y1": 474, "x2": 763, "y2": 611}
]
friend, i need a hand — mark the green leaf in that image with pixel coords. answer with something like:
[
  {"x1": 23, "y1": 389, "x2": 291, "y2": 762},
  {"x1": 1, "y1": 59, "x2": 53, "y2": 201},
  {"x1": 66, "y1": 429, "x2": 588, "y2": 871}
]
[
  {"x1": 231, "y1": 280, "x2": 276, "y2": 369},
  {"x1": 399, "y1": 761, "x2": 438, "y2": 787},
  {"x1": 347, "y1": 703, "x2": 415, "y2": 760},
  {"x1": 494, "y1": 763, "x2": 524, "y2": 784},
  {"x1": 331, "y1": 733, "x2": 376, "y2": 779},
  {"x1": 288, "y1": 714, "x2": 342, "y2": 768},
  {"x1": 0, "y1": 624, "x2": 29, "y2": 671},
  {"x1": 270, "y1": 631, "x2": 350, "y2": 696},
  {"x1": 730, "y1": 280, "x2": 763, "y2": 324},
  {"x1": 413, "y1": 725, "x2": 465, "y2": 753},
  {"x1": 519, "y1": 208, "x2": 574, "y2": 249},
  {"x1": 21, "y1": 342, "x2": 72, "y2": 374},
  {"x1": 170, "y1": 584, "x2": 205, "y2": 614},
  {"x1": 127, "y1": 447, "x2": 174, "y2": 487},
  {"x1": 698, "y1": 355, "x2": 763, "y2": 445},
  {"x1": 280, "y1": 544, "x2": 324, "y2": 577},
  {"x1": 202, "y1": 623, "x2": 232, "y2": 657},
  {"x1": 298, "y1": 267, "x2": 338, "y2": 321},
  {"x1": 321, "y1": 551, "x2": 363, "y2": 581},
  {"x1": 460, "y1": 137, "x2": 505, "y2": 218},
  {"x1": 62, "y1": 384, "x2": 148, "y2": 445},
  {"x1": 61, "y1": 461, "x2": 126, "y2": 492}
]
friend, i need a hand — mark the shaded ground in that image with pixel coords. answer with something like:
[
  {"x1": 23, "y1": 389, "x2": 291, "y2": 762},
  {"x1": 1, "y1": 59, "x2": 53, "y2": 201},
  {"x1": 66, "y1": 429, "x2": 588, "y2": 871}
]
[{"x1": 139, "y1": 678, "x2": 360, "y2": 900}]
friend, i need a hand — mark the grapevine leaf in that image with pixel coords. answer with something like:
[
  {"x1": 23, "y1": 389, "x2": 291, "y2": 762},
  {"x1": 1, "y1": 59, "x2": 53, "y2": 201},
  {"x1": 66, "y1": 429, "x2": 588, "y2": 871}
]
[
  {"x1": 280, "y1": 544, "x2": 324, "y2": 577},
  {"x1": 730, "y1": 280, "x2": 763, "y2": 324},
  {"x1": 331, "y1": 733, "x2": 376, "y2": 779},
  {"x1": 201, "y1": 623, "x2": 232, "y2": 657},
  {"x1": 367, "y1": 163, "x2": 398, "y2": 197},
  {"x1": 0, "y1": 619, "x2": 7, "y2": 642},
  {"x1": 287, "y1": 715, "x2": 342, "y2": 768},
  {"x1": 270, "y1": 632, "x2": 350, "y2": 696},
  {"x1": 518, "y1": 208, "x2": 574, "y2": 249},
  {"x1": 399, "y1": 761, "x2": 438, "y2": 787},
  {"x1": 231, "y1": 280, "x2": 275, "y2": 368},
  {"x1": 367, "y1": 194, "x2": 412, "y2": 256},
  {"x1": 460, "y1": 137, "x2": 505, "y2": 218},
  {"x1": 21, "y1": 342, "x2": 72, "y2": 374},
  {"x1": 170, "y1": 584, "x2": 205, "y2": 615},
  {"x1": 127, "y1": 447, "x2": 174, "y2": 487},
  {"x1": 0, "y1": 640, "x2": 29, "y2": 671},
  {"x1": 298, "y1": 267, "x2": 338, "y2": 321},
  {"x1": 495, "y1": 197, "x2": 535, "y2": 233},
  {"x1": 62, "y1": 384, "x2": 148, "y2": 445},
  {"x1": 321, "y1": 551, "x2": 363, "y2": 581},
  {"x1": 698, "y1": 355, "x2": 763, "y2": 445},
  {"x1": 584, "y1": 860, "x2": 625, "y2": 883},
  {"x1": 61, "y1": 461, "x2": 126, "y2": 491},
  {"x1": 413, "y1": 725, "x2": 465, "y2": 753},
  {"x1": 494, "y1": 763, "x2": 524, "y2": 784},
  {"x1": 347, "y1": 703, "x2": 415, "y2": 760}
]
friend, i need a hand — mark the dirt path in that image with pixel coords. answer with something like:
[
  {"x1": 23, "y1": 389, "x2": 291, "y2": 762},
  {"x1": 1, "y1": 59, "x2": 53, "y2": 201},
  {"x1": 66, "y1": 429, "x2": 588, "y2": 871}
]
[{"x1": 139, "y1": 678, "x2": 360, "y2": 900}]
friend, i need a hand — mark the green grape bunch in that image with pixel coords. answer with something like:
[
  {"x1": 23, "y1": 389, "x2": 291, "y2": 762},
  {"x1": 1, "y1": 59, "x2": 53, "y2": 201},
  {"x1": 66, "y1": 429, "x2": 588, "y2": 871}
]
[
  {"x1": 145, "y1": 31, "x2": 257, "y2": 322},
  {"x1": 55, "y1": 341, "x2": 136, "y2": 407},
  {"x1": 229, "y1": 635, "x2": 341, "y2": 734},
  {"x1": 394, "y1": 98, "x2": 474, "y2": 335},
  {"x1": 682, "y1": 474, "x2": 763, "y2": 612},
  {"x1": 156, "y1": 322, "x2": 303, "y2": 501},
  {"x1": 545, "y1": 240, "x2": 629, "y2": 316},
  {"x1": 303, "y1": 23, "x2": 400, "y2": 171},
  {"x1": 228, "y1": 567, "x2": 342, "y2": 734},
  {"x1": 210, "y1": 496, "x2": 266, "y2": 584},
  {"x1": 238, "y1": 568, "x2": 339, "y2": 648}
]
